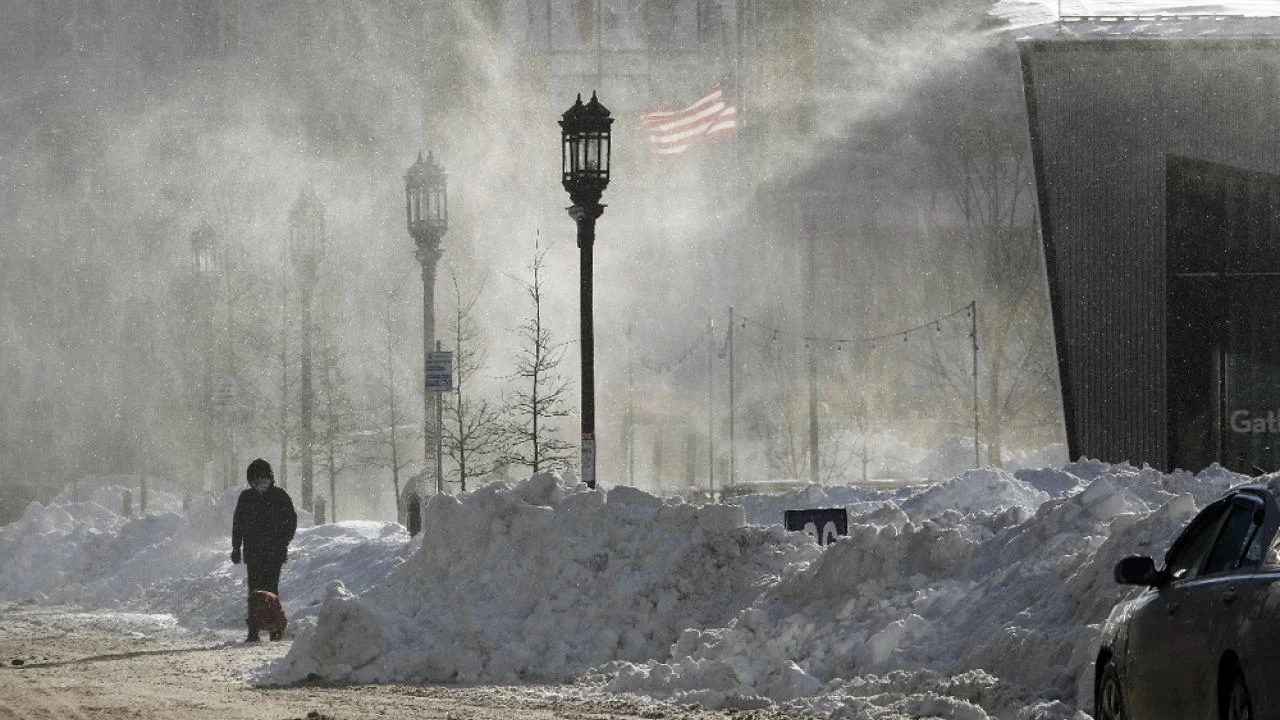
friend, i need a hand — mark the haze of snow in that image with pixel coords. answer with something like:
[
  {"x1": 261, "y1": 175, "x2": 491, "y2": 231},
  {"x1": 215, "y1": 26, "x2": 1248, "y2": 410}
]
[{"x1": 0, "y1": 460, "x2": 1255, "y2": 719}]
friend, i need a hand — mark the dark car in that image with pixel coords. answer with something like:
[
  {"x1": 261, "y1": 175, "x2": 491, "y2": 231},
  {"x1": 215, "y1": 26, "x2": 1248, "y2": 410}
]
[{"x1": 1096, "y1": 483, "x2": 1280, "y2": 720}]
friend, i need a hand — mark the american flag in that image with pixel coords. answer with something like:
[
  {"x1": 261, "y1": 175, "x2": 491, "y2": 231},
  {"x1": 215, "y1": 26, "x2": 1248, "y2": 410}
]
[{"x1": 640, "y1": 85, "x2": 737, "y2": 156}]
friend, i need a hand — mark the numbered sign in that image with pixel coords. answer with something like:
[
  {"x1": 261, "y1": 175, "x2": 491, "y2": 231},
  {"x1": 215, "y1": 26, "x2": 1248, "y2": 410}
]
[{"x1": 784, "y1": 508, "x2": 848, "y2": 546}]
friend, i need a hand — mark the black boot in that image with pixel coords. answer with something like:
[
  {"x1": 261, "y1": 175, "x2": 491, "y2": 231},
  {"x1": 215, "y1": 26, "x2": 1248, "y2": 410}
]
[
  {"x1": 246, "y1": 625, "x2": 261, "y2": 643},
  {"x1": 268, "y1": 629, "x2": 282, "y2": 641}
]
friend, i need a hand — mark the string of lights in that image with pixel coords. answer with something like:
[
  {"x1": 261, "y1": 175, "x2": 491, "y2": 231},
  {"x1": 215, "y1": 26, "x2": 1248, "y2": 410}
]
[
  {"x1": 735, "y1": 303, "x2": 974, "y2": 350},
  {"x1": 639, "y1": 336, "x2": 703, "y2": 375}
]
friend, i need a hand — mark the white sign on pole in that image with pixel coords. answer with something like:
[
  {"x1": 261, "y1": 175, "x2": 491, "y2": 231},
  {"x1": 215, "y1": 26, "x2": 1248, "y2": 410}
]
[
  {"x1": 581, "y1": 432, "x2": 596, "y2": 489},
  {"x1": 212, "y1": 377, "x2": 236, "y2": 409},
  {"x1": 425, "y1": 351, "x2": 453, "y2": 392}
]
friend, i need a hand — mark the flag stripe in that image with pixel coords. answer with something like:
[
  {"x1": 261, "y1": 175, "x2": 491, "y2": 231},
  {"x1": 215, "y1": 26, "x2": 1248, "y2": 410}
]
[
  {"x1": 640, "y1": 85, "x2": 736, "y2": 156},
  {"x1": 640, "y1": 87, "x2": 723, "y2": 122},
  {"x1": 643, "y1": 100, "x2": 726, "y2": 134}
]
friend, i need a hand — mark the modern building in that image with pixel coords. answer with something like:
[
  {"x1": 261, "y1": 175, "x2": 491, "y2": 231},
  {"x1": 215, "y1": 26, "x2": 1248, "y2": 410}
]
[{"x1": 1019, "y1": 16, "x2": 1280, "y2": 473}]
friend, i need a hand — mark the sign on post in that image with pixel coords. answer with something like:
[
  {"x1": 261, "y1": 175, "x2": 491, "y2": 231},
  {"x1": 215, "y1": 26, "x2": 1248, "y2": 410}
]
[
  {"x1": 581, "y1": 432, "x2": 596, "y2": 489},
  {"x1": 425, "y1": 351, "x2": 453, "y2": 392},
  {"x1": 212, "y1": 377, "x2": 235, "y2": 409},
  {"x1": 784, "y1": 508, "x2": 848, "y2": 546}
]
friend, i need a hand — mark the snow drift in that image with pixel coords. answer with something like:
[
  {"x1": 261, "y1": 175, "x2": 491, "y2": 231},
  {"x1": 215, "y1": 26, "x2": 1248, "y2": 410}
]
[
  {"x1": 271, "y1": 474, "x2": 821, "y2": 684},
  {"x1": 0, "y1": 460, "x2": 1257, "y2": 719}
]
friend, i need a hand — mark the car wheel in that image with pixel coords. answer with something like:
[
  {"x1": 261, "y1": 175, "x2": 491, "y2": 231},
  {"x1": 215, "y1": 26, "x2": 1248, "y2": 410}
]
[
  {"x1": 1096, "y1": 660, "x2": 1126, "y2": 720},
  {"x1": 1223, "y1": 669, "x2": 1253, "y2": 720}
]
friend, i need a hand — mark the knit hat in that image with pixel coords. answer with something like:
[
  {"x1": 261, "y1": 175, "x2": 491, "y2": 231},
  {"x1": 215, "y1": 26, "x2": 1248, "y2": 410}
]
[{"x1": 246, "y1": 458, "x2": 274, "y2": 483}]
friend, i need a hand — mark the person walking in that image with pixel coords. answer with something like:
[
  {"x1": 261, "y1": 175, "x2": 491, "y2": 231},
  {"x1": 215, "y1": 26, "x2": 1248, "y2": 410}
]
[{"x1": 230, "y1": 458, "x2": 297, "y2": 642}]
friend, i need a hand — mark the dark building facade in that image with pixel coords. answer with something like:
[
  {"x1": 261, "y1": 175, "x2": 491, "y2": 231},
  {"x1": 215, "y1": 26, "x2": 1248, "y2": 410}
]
[{"x1": 1019, "y1": 19, "x2": 1280, "y2": 472}]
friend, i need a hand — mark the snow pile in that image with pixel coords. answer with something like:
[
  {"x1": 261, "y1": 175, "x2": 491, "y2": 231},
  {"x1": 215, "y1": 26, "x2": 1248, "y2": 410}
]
[
  {"x1": 1013, "y1": 468, "x2": 1084, "y2": 499},
  {"x1": 0, "y1": 483, "x2": 411, "y2": 632},
  {"x1": 898, "y1": 467, "x2": 1050, "y2": 521},
  {"x1": 0, "y1": 457, "x2": 1257, "y2": 718},
  {"x1": 727, "y1": 483, "x2": 914, "y2": 528},
  {"x1": 270, "y1": 474, "x2": 822, "y2": 684},
  {"x1": 602, "y1": 463, "x2": 1242, "y2": 718},
  {"x1": 50, "y1": 474, "x2": 186, "y2": 515}
]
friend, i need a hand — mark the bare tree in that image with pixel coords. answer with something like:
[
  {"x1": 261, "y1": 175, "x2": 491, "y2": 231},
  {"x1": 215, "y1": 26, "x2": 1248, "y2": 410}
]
[
  {"x1": 442, "y1": 267, "x2": 503, "y2": 492},
  {"x1": 747, "y1": 310, "x2": 851, "y2": 484},
  {"x1": 912, "y1": 113, "x2": 1059, "y2": 465},
  {"x1": 359, "y1": 286, "x2": 420, "y2": 518},
  {"x1": 504, "y1": 238, "x2": 576, "y2": 474},
  {"x1": 313, "y1": 284, "x2": 358, "y2": 522},
  {"x1": 831, "y1": 348, "x2": 890, "y2": 484}
]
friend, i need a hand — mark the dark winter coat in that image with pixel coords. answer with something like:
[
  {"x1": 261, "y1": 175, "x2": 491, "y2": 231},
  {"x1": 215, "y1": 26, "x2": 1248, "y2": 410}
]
[{"x1": 232, "y1": 485, "x2": 297, "y2": 566}]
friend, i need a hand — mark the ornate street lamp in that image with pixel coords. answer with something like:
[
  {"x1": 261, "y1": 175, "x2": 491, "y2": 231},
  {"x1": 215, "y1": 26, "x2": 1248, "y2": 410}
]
[
  {"x1": 560, "y1": 91, "x2": 613, "y2": 490},
  {"x1": 405, "y1": 151, "x2": 447, "y2": 499},
  {"x1": 289, "y1": 188, "x2": 325, "y2": 515},
  {"x1": 189, "y1": 221, "x2": 223, "y2": 498}
]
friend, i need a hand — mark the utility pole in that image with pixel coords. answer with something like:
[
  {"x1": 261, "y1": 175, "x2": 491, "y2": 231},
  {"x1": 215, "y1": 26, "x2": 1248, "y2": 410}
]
[
  {"x1": 436, "y1": 340, "x2": 445, "y2": 495},
  {"x1": 289, "y1": 189, "x2": 325, "y2": 513},
  {"x1": 707, "y1": 316, "x2": 715, "y2": 496},
  {"x1": 728, "y1": 305, "x2": 736, "y2": 486},
  {"x1": 971, "y1": 299, "x2": 980, "y2": 468},
  {"x1": 806, "y1": 219, "x2": 819, "y2": 485},
  {"x1": 278, "y1": 235, "x2": 289, "y2": 492},
  {"x1": 627, "y1": 320, "x2": 636, "y2": 487}
]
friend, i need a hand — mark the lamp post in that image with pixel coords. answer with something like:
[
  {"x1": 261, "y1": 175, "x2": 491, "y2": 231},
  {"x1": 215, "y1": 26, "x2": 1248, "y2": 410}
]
[
  {"x1": 405, "y1": 151, "x2": 447, "y2": 498},
  {"x1": 560, "y1": 91, "x2": 613, "y2": 490},
  {"x1": 289, "y1": 189, "x2": 325, "y2": 515},
  {"x1": 190, "y1": 221, "x2": 220, "y2": 495}
]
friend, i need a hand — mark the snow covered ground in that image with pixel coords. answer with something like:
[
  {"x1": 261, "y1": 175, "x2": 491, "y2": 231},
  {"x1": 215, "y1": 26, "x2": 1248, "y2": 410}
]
[{"x1": 0, "y1": 460, "x2": 1252, "y2": 719}]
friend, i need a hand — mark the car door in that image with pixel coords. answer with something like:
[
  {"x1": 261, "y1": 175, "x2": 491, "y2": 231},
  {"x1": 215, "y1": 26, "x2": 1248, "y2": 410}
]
[
  {"x1": 1123, "y1": 498, "x2": 1231, "y2": 719},
  {"x1": 1222, "y1": 493, "x2": 1280, "y2": 717},
  {"x1": 1178, "y1": 493, "x2": 1267, "y2": 719}
]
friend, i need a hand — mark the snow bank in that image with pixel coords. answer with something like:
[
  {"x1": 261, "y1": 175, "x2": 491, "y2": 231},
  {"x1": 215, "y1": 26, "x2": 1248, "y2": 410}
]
[
  {"x1": 270, "y1": 473, "x2": 821, "y2": 684},
  {"x1": 0, "y1": 482, "x2": 411, "y2": 632},
  {"x1": 899, "y1": 467, "x2": 1050, "y2": 520},
  {"x1": 727, "y1": 483, "x2": 913, "y2": 528},
  {"x1": 0, "y1": 458, "x2": 1256, "y2": 719},
  {"x1": 50, "y1": 474, "x2": 185, "y2": 515},
  {"x1": 602, "y1": 463, "x2": 1241, "y2": 718}
]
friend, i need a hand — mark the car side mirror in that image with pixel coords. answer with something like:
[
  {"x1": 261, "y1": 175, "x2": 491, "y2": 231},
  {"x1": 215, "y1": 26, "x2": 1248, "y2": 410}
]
[{"x1": 1114, "y1": 555, "x2": 1160, "y2": 586}]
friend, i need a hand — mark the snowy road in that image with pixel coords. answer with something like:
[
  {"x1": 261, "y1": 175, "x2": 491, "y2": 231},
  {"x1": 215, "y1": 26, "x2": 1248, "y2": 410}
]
[{"x1": 0, "y1": 605, "x2": 809, "y2": 720}]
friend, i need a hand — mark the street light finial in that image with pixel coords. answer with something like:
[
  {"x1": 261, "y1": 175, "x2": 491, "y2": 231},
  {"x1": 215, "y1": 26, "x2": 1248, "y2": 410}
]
[{"x1": 417, "y1": 150, "x2": 423, "y2": 162}]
